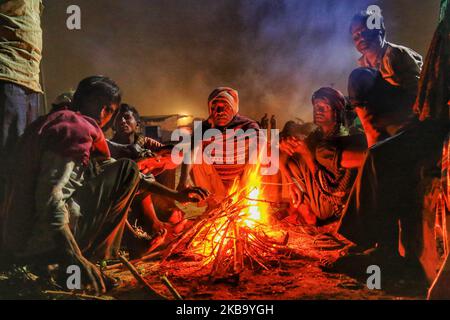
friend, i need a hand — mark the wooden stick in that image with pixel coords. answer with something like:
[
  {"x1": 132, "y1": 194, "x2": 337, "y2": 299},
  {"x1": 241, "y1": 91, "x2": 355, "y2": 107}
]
[
  {"x1": 118, "y1": 254, "x2": 168, "y2": 300},
  {"x1": 104, "y1": 251, "x2": 163, "y2": 270},
  {"x1": 160, "y1": 275, "x2": 183, "y2": 300},
  {"x1": 161, "y1": 216, "x2": 209, "y2": 262},
  {"x1": 210, "y1": 222, "x2": 232, "y2": 276},
  {"x1": 233, "y1": 223, "x2": 243, "y2": 274},
  {"x1": 44, "y1": 290, "x2": 115, "y2": 300}
]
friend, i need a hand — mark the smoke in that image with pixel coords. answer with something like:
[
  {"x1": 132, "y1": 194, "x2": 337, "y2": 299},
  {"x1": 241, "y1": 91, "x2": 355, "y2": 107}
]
[
  {"x1": 236, "y1": 0, "x2": 373, "y2": 122},
  {"x1": 42, "y1": 0, "x2": 436, "y2": 126}
]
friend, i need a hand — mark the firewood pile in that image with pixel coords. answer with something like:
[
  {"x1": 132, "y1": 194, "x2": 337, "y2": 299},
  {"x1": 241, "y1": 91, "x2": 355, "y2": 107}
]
[{"x1": 162, "y1": 167, "x2": 290, "y2": 280}]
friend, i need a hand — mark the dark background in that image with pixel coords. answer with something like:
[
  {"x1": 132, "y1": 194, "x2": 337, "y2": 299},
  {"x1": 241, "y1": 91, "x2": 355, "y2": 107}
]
[{"x1": 41, "y1": 0, "x2": 440, "y2": 124}]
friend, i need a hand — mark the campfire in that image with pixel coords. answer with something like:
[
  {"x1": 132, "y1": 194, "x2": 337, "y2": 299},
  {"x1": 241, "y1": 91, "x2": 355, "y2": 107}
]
[{"x1": 163, "y1": 163, "x2": 289, "y2": 280}]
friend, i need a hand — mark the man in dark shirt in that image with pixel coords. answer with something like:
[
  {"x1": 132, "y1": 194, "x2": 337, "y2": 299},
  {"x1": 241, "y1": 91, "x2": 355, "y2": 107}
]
[{"x1": 350, "y1": 11, "x2": 423, "y2": 146}]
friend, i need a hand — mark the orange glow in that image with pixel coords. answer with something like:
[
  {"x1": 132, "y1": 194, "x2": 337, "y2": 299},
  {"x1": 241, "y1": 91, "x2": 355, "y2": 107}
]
[{"x1": 191, "y1": 162, "x2": 271, "y2": 261}]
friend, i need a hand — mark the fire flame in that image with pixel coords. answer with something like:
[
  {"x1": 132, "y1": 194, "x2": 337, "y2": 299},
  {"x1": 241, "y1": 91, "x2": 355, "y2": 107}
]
[
  {"x1": 230, "y1": 164, "x2": 268, "y2": 228},
  {"x1": 163, "y1": 147, "x2": 288, "y2": 278},
  {"x1": 192, "y1": 163, "x2": 270, "y2": 260}
]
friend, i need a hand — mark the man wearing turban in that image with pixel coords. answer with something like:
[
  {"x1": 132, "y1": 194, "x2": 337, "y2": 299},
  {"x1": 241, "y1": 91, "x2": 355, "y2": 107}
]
[
  {"x1": 177, "y1": 87, "x2": 260, "y2": 208},
  {"x1": 280, "y1": 87, "x2": 366, "y2": 225}
]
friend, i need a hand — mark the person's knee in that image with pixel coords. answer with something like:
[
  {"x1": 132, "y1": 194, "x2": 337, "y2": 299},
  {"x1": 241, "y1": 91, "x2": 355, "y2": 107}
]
[
  {"x1": 122, "y1": 158, "x2": 140, "y2": 176},
  {"x1": 287, "y1": 158, "x2": 304, "y2": 176},
  {"x1": 115, "y1": 159, "x2": 140, "y2": 187}
]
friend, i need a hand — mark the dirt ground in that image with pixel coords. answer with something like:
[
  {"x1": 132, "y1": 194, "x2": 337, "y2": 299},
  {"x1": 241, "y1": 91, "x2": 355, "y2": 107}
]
[
  {"x1": 0, "y1": 203, "x2": 427, "y2": 300},
  {"x1": 107, "y1": 217, "x2": 426, "y2": 301}
]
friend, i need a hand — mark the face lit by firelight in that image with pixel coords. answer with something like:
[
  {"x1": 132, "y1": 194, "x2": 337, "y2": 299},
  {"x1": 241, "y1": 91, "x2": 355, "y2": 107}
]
[
  {"x1": 210, "y1": 99, "x2": 235, "y2": 127},
  {"x1": 313, "y1": 98, "x2": 336, "y2": 129},
  {"x1": 351, "y1": 22, "x2": 383, "y2": 55},
  {"x1": 115, "y1": 110, "x2": 139, "y2": 135},
  {"x1": 98, "y1": 103, "x2": 119, "y2": 128}
]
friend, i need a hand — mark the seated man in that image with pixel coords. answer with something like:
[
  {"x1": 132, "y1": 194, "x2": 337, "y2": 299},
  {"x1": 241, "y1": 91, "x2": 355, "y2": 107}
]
[
  {"x1": 108, "y1": 103, "x2": 163, "y2": 160},
  {"x1": 177, "y1": 87, "x2": 260, "y2": 206},
  {"x1": 350, "y1": 11, "x2": 423, "y2": 146},
  {"x1": 0, "y1": 76, "x2": 207, "y2": 294},
  {"x1": 109, "y1": 103, "x2": 181, "y2": 257},
  {"x1": 280, "y1": 87, "x2": 366, "y2": 225}
]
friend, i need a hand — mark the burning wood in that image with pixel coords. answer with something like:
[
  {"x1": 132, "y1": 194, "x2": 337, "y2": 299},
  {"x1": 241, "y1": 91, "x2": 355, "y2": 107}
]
[{"x1": 162, "y1": 164, "x2": 289, "y2": 280}]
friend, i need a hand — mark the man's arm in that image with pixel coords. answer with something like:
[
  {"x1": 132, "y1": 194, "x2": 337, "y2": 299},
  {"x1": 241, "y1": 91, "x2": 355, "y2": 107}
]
[
  {"x1": 279, "y1": 137, "x2": 317, "y2": 174},
  {"x1": 387, "y1": 45, "x2": 423, "y2": 94},
  {"x1": 107, "y1": 139, "x2": 151, "y2": 160},
  {"x1": 140, "y1": 175, "x2": 208, "y2": 203},
  {"x1": 340, "y1": 149, "x2": 366, "y2": 168},
  {"x1": 55, "y1": 224, "x2": 106, "y2": 294},
  {"x1": 178, "y1": 162, "x2": 192, "y2": 190},
  {"x1": 177, "y1": 141, "x2": 199, "y2": 190},
  {"x1": 34, "y1": 151, "x2": 105, "y2": 294}
]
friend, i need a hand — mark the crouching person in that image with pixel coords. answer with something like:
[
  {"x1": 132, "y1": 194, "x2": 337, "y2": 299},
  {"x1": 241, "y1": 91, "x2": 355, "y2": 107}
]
[
  {"x1": 0, "y1": 76, "x2": 207, "y2": 294},
  {"x1": 110, "y1": 103, "x2": 181, "y2": 258},
  {"x1": 280, "y1": 87, "x2": 366, "y2": 225}
]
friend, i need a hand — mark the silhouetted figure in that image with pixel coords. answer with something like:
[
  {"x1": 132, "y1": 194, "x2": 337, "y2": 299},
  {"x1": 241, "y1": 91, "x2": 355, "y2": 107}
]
[
  {"x1": 260, "y1": 113, "x2": 269, "y2": 129},
  {"x1": 270, "y1": 115, "x2": 277, "y2": 130}
]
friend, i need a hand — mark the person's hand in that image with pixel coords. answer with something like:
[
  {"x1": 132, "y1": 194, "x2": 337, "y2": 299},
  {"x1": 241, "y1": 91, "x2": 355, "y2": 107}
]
[
  {"x1": 127, "y1": 144, "x2": 152, "y2": 159},
  {"x1": 289, "y1": 184, "x2": 303, "y2": 208},
  {"x1": 175, "y1": 186, "x2": 210, "y2": 203},
  {"x1": 279, "y1": 138, "x2": 295, "y2": 156},
  {"x1": 154, "y1": 150, "x2": 178, "y2": 170},
  {"x1": 137, "y1": 154, "x2": 175, "y2": 175},
  {"x1": 280, "y1": 137, "x2": 310, "y2": 157},
  {"x1": 71, "y1": 254, "x2": 106, "y2": 295}
]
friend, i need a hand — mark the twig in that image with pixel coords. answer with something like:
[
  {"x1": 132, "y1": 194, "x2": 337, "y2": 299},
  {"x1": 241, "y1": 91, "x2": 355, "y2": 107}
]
[
  {"x1": 44, "y1": 290, "x2": 115, "y2": 300},
  {"x1": 160, "y1": 275, "x2": 183, "y2": 300},
  {"x1": 233, "y1": 223, "x2": 243, "y2": 274},
  {"x1": 244, "y1": 197, "x2": 280, "y2": 205},
  {"x1": 210, "y1": 222, "x2": 232, "y2": 276},
  {"x1": 118, "y1": 254, "x2": 168, "y2": 300}
]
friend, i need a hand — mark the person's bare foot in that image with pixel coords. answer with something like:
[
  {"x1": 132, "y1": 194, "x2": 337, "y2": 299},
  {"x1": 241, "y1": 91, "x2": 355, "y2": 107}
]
[{"x1": 167, "y1": 209, "x2": 184, "y2": 225}]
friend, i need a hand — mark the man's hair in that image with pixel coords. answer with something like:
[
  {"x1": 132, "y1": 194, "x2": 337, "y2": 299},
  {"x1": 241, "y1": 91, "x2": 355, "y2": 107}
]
[
  {"x1": 118, "y1": 103, "x2": 141, "y2": 124},
  {"x1": 349, "y1": 11, "x2": 386, "y2": 40},
  {"x1": 72, "y1": 76, "x2": 122, "y2": 114}
]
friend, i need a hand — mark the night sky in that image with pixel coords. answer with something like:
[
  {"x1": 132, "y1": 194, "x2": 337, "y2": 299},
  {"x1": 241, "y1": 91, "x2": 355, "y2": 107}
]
[{"x1": 41, "y1": 0, "x2": 440, "y2": 125}]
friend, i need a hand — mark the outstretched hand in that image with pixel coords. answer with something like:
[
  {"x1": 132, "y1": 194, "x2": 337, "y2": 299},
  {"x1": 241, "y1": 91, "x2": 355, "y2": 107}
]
[
  {"x1": 175, "y1": 186, "x2": 210, "y2": 203},
  {"x1": 137, "y1": 152, "x2": 177, "y2": 175}
]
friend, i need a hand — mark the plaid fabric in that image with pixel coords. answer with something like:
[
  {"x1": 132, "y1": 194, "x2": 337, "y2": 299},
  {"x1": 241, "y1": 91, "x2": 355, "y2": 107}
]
[
  {"x1": 196, "y1": 114, "x2": 260, "y2": 183},
  {"x1": 202, "y1": 127, "x2": 259, "y2": 183}
]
